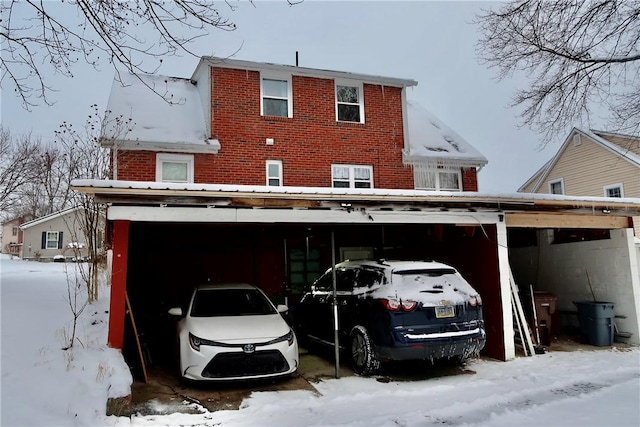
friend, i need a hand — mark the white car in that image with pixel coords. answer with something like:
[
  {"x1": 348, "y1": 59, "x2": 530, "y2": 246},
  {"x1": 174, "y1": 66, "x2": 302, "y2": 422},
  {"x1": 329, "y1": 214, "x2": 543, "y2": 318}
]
[{"x1": 169, "y1": 283, "x2": 298, "y2": 381}]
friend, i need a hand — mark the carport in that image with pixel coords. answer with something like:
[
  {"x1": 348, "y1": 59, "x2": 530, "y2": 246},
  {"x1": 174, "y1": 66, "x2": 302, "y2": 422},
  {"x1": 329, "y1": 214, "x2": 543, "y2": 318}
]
[
  {"x1": 506, "y1": 212, "x2": 640, "y2": 347},
  {"x1": 73, "y1": 180, "x2": 640, "y2": 376}
]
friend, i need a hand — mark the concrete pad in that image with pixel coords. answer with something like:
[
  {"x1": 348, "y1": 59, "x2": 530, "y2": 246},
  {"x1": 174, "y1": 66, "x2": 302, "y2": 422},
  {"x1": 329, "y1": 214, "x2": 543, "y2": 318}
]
[{"x1": 130, "y1": 347, "x2": 351, "y2": 415}]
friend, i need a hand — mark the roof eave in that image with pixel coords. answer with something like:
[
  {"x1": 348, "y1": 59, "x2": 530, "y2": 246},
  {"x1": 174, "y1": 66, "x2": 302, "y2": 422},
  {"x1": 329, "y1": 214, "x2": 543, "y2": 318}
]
[
  {"x1": 101, "y1": 139, "x2": 221, "y2": 154},
  {"x1": 193, "y1": 56, "x2": 418, "y2": 88}
]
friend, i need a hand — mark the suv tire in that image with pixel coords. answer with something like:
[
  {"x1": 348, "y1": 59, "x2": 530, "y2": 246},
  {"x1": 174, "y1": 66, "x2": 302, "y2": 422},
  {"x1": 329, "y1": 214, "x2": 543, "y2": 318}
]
[{"x1": 350, "y1": 325, "x2": 380, "y2": 376}]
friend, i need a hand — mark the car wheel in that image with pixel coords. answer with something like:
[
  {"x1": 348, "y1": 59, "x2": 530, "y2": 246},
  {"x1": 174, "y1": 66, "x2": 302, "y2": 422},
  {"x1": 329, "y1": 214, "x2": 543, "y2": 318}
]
[{"x1": 350, "y1": 325, "x2": 380, "y2": 376}]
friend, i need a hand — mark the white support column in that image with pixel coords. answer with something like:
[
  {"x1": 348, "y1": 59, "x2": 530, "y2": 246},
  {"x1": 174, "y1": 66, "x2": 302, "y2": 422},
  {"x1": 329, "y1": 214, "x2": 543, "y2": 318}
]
[{"x1": 497, "y1": 218, "x2": 516, "y2": 360}]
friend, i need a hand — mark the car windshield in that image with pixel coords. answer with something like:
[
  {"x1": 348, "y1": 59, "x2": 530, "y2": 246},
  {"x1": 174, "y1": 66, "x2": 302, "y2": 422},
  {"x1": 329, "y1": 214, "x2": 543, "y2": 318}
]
[{"x1": 190, "y1": 288, "x2": 277, "y2": 317}]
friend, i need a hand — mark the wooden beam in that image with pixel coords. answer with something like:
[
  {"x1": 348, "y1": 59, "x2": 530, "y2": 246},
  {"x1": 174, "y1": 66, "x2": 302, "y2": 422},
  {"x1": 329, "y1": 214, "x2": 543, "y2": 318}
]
[
  {"x1": 506, "y1": 212, "x2": 630, "y2": 229},
  {"x1": 108, "y1": 220, "x2": 130, "y2": 349}
]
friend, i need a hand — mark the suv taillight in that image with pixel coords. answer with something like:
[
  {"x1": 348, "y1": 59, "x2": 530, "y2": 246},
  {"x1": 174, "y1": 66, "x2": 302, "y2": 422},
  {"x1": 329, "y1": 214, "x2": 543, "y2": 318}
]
[
  {"x1": 469, "y1": 294, "x2": 483, "y2": 307},
  {"x1": 381, "y1": 299, "x2": 417, "y2": 312}
]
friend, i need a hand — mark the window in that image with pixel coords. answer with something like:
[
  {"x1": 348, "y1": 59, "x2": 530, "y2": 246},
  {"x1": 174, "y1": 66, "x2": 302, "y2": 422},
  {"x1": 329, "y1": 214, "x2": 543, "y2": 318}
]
[
  {"x1": 332, "y1": 164, "x2": 373, "y2": 188},
  {"x1": 266, "y1": 160, "x2": 283, "y2": 186},
  {"x1": 44, "y1": 231, "x2": 61, "y2": 249},
  {"x1": 156, "y1": 154, "x2": 194, "y2": 183},
  {"x1": 12, "y1": 226, "x2": 18, "y2": 236},
  {"x1": 549, "y1": 178, "x2": 564, "y2": 195},
  {"x1": 604, "y1": 183, "x2": 624, "y2": 198},
  {"x1": 336, "y1": 81, "x2": 364, "y2": 123},
  {"x1": 415, "y1": 168, "x2": 461, "y2": 191},
  {"x1": 261, "y1": 74, "x2": 292, "y2": 118}
]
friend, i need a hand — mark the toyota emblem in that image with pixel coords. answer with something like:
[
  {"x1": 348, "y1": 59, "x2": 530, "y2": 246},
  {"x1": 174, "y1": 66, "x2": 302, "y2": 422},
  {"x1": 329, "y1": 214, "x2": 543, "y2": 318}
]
[{"x1": 243, "y1": 344, "x2": 256, "y2": 353}]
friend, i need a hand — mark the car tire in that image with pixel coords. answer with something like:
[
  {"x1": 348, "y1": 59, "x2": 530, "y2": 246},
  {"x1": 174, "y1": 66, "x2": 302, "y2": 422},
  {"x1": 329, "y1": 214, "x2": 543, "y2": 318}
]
[{"x1": 350, "y1": 325, "x2": 380, "y2": 376}]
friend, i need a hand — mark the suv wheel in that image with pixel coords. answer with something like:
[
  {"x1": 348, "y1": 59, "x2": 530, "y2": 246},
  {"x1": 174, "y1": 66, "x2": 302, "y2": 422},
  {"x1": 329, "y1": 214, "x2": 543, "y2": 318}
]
[{"x1": 350, "y1": 325, "x2": 380, "y2": 376}]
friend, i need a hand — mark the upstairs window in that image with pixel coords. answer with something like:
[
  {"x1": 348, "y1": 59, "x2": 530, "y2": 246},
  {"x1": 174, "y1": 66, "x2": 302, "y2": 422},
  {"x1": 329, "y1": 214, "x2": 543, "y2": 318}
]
[
  {"x1": 266, "y1": 160, "x2": 283, "y2": 186},
  {"x1": 549, "y1": 178, "x2": 564, "y2": 195},
  {"x1": 336, "y1": 81, "x2": 364, "y2": 123},
  {"x1": 604, "y1": 183, "x2": 623, "y2": 198},
  {"x1": 332, "y1": 164, "x2": 373, "y2": 188},
  {"x1": 156, "y1": 153, "x2": 194, "y2": 183},
  {"x1": 261, "y1": 74, "x2": 292, "y2": 118},
  {"x1": 12, "y1": 226, "x2": 18, "y2": 236},
  {"x1": 414, "y1": 168, "x2": 461, "y2": 191}
]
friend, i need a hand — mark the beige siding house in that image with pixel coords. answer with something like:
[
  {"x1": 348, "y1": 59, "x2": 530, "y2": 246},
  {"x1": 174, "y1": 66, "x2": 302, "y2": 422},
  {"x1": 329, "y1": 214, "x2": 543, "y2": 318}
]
[
  {"x1": 1, "y1": 217, "x2": 29, "y2": 256},
  {"x1": 19, "y1": 207, "x2": 103, "y2": 261},
  {"x1": 519, "y1": 128, "x2": 640, "y2": 236}
]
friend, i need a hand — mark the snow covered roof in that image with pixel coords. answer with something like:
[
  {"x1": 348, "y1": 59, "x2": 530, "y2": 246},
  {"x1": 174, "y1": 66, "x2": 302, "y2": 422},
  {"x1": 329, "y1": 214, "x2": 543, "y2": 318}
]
[
  {"x1": 71, "y1": 179, "x2": 640, "y2": 213},
  {"x1": 102, "y1": 73, "x2": 219, "y2": 154},
  {"x1": 19, "y1": 207, "x2": 81, "y2": 230},
  {"x1": 404, "y1": 100, "x2": 488, "y2": 168}
]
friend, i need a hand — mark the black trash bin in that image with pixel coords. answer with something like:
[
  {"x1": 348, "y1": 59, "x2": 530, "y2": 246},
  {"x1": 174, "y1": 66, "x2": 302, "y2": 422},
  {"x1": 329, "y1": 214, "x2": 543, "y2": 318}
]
[{"x1": 573, "y1": 301, "x2": 615, "y2": 346}]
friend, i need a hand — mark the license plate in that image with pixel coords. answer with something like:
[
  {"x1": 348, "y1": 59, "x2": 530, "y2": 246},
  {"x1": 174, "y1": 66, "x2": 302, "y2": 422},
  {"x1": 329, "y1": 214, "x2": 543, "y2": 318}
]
[{"x1": 435, "y1": 305, "x2": 455, "y2": 318}]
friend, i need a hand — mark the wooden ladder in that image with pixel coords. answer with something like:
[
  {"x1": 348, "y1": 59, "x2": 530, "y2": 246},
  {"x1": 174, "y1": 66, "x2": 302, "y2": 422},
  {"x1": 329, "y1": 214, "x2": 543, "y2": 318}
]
[{"x1": 510, "y1": 268, "x2": 535, "y2": 357}]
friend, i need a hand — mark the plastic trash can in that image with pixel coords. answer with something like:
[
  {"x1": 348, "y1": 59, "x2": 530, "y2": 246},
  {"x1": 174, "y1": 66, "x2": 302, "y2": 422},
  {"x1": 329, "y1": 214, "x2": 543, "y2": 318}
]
[{"x1": 573, "y1": 301, "x2": 615, "y2": 346}]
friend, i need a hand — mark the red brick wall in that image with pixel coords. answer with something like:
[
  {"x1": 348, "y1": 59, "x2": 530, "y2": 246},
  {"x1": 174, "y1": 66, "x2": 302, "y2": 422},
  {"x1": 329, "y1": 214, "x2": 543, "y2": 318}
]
[
  {"x1": 208, "y1": 68, "x2": 414, "y2": 188},
  {"x1": 115, "y1": 67, "x2": 415, "y2": 189},
  {"x1": 462, "y1": 168, "x2": 479, "y2": 191},
  {"x1": 115, "y1": 150, "x2": 156, "y2": 181}
]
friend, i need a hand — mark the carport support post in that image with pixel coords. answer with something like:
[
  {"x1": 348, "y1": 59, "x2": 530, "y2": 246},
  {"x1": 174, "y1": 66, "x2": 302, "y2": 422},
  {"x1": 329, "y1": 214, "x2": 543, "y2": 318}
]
[
  {"x1": 108, "y1": 220, "x2": 130, "y2": 349},
  {"x1": 331, "y1": 230, "x2": 340, "y2": 379}
]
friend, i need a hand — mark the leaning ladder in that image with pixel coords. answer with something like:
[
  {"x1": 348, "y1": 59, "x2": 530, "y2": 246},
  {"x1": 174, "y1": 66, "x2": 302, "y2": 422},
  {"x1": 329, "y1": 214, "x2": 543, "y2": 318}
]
[{"x1": 510, "y1": 268, "x2": 535, "y2": 357}]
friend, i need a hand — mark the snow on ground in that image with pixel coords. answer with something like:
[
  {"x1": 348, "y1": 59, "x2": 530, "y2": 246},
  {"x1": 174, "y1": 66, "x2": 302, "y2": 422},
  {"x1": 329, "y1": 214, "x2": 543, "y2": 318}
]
[{"x1": 1, "y1": 254, "x2": 639, "y2": 427}]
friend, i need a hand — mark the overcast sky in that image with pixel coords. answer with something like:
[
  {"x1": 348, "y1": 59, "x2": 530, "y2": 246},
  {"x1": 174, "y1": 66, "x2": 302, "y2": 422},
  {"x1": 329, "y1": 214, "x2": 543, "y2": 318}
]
[{"x1": 1, "y1": 1, "x2": 598, "y2": 193}]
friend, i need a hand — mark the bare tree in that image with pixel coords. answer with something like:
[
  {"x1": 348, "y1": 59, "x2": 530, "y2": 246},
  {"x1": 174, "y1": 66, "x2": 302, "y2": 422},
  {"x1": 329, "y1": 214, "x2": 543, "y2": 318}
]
[
  {"x1": 56, "y1": 105, "x2": 133, "y2": 303},
  {"x1": 475, "y1": 1, "x2": 640, "y2": 144},
  {"x1": 0, "y1": 127, "x2": 41, "y2": 214},
  {"x1": 1, "y1": 0, "x2": 301, "y2": 108},
  {"x1": 61, "y1": 263, "x2": 89, "y2": 350}
]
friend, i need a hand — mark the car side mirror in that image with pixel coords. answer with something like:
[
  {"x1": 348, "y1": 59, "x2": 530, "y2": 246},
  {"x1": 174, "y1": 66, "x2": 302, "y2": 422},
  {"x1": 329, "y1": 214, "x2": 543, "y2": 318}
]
[
  {"x1": 168, "y1": 307, "x2": 183, "y2": 316},
  {"x1": 276, "y1": 304, "x2": 289, "y2": 314}
]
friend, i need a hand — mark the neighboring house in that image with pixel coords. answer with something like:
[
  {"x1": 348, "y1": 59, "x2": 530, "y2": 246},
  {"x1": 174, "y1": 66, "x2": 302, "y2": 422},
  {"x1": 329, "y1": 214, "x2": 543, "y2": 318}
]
[
  {"x1": 1, "y1": 216, "x2": 29, "y2": 257},
  {"x1": 519, "y1": 128, "x2": 640, "y2": 236},
  {"x1": 19, "y1": 207, "x2": 103, "y2": 261},
  {"x1": 102, "y1": 57, "x2": 487, "y2": 191},
  {"x1": 74, "y1": 57, "x2": 640, "y2": 372}
]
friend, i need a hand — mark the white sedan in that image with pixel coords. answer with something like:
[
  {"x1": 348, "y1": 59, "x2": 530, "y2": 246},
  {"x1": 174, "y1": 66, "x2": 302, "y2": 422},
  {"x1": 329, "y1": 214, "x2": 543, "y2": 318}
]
[{"x1": 169, "y1": 283, "x2": 298, "y2": 381}]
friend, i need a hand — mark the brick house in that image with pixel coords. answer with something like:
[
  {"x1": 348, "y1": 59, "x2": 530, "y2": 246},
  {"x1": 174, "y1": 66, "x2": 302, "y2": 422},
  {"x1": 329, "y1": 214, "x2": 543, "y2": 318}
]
[
  {"x1": 76, "y1": 57, "x2": 639, "y2": 370},
  {"x1": 103, "y1": 57, "x2": 487, "y2": 191}
]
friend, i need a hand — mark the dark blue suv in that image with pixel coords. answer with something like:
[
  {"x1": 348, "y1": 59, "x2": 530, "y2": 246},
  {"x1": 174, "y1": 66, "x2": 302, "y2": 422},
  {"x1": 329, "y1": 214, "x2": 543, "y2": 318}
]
[{"x1": 293, "y1": 259, "x2": 486, "y2": 375}]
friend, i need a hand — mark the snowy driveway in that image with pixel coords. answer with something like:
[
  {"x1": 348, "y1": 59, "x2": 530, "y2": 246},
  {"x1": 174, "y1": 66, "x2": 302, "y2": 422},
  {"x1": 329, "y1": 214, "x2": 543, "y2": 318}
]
[{"x1": 1, "y1": 255, "x2": 639, "y2": 427}]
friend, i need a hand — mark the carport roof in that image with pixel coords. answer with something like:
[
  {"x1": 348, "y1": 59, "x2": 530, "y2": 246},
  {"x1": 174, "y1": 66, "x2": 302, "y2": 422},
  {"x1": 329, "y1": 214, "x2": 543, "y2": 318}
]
[{"x1": 71, "y1": 179, "x2": 640, "y2": 216}]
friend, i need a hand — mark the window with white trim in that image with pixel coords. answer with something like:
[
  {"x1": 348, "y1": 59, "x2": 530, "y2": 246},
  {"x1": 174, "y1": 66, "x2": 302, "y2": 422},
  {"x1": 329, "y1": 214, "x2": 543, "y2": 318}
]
[
  {"x1": 261, "y1": 73, "x2": 292, "y2": 118},
  {"x1": 12, "y1": 226, "x2": 18, "y2": 236},
  {"x1": 332, "y1": 164, "x2": 373, "y2": 188},
  {"x1": 604, "y1": 183, "x2": 624, "y2": 198},
  {"x1": 335, "y1": 80, "x2": 364, "y2": 123},
  {"x1": 46, "y1": 231, "x2": 60, "y2": 249},
  {"x1": 156, "y1": 153, "x2": 194, "y2": 183},
  {"x1": 415, "y1": 168, "x2": 462, "y2": 191},
  {"x1": 266, "y1": 160, "x2": 283, "y2": 186},
  {"x1": 549, "y1": 178, "x2": 564, "y2": 195}
]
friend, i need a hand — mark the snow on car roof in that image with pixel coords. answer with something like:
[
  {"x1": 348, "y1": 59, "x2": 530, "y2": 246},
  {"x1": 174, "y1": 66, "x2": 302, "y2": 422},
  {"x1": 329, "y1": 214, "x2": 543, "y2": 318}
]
[{"x1": 340, "y1": 259, "x2": 457, "y2": 272}]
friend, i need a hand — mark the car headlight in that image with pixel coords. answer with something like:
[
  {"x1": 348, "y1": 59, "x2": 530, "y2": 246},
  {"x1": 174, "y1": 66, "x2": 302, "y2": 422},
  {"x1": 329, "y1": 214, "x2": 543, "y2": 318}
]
[
  {"x1": 189, "y1": 333, "x2": 202, "y2": 351},
  {"x1": 189, "y1": 333, "x2": 218, "y2": 351},
  {"x1": 265, "y1": 329, "x2": 295, "y2": 346}
]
